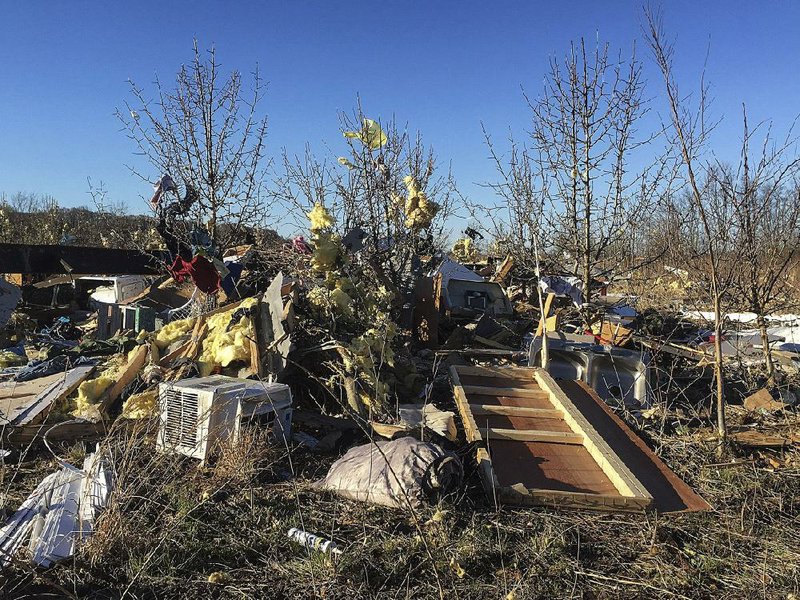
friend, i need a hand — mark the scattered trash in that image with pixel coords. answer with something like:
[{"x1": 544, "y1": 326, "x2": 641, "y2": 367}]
[
  {"x1": 287, "y1": 528, "x2": 342, "y2": 556},
  {"x1": 0, "y1": 445, "x2": 112, "y2": 568}
]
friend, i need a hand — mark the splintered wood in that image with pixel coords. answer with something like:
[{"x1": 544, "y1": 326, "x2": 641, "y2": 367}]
[{"x1": 451, "y1": 365, "x2": 710, "y2": 513}]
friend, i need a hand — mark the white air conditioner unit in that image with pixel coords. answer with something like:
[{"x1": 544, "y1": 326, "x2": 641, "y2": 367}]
[{"x1": 157, "y1": 376, "x2": 293, "y2": 460}]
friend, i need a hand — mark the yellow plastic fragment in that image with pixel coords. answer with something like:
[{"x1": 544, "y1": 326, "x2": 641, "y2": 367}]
[{"x1": 337, "y1": 156, "x2": 356, "y2": 169}]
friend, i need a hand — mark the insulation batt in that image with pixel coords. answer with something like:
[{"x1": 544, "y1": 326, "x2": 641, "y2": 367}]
[
  {"x1": 154, "y1": 317, "x2": 196, "y2": 351},
  {"x1": 75, "y1": 377, "x2": 114, "y2": 415},
  {"x1": 0, "y1": 350, "x2": 26, "y2": 369},
  {"x1": 121, "y1": 389, "x2": 157, "y2": 419},
  {"x1": 197, "y1": 297, "x2": 258, "y2": 376}
]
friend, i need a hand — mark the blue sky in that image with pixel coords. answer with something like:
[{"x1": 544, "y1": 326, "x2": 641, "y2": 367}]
[{"x1": 1, "y1": 1, "x2": 799, "y2": 236}]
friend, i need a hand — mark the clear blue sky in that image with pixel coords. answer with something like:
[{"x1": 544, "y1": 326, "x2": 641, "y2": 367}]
[{"x1": 1, "y1": 1, "x2": 799, "y2": 235}]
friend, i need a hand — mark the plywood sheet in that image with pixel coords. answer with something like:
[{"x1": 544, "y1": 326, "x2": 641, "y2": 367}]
[
  {"x1": 451, "y1": 364, "x2": 708, "y2": 513},
  {"x1": 559, "y1": 380, "x2": 711, "y2": 513}
]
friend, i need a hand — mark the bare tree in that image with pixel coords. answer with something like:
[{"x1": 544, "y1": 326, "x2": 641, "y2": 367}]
[
  {"x1": 530, "y1": 38, "x2": 664, "y2": 305},
  {"x1": 474, "y1": 129, "x2": 550, "y2": 285},
  {"x1": 475, "y1": 37, "x2": 666, "y2": 317},
  {"x1": 721, "y1": 108, "x2": 800, "y2": 378},
  {"x1": 275, "y1": 107, "x2": 458, "y2": 303},
  {"x1": 646, "y1": 9, "x2": 735, "y2": 440},
  {"x1": 117, "y1": 42, "x2": 270, "y2": 252}
]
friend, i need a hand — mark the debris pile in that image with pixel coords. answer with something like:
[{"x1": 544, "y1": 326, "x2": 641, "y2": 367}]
[{"x1": 1, "y1": 165, "x2": 798, "y2": 597}]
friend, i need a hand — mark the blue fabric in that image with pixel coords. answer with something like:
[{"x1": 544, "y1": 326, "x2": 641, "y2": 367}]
[{"x1": 221, "y1": 261, "x2": 244, "y2": 297}]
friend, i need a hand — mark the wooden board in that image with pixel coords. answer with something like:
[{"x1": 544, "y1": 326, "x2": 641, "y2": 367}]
[
  {"x1": 0, "y1": 366, "x2": 95, "y2": 430},
  {"x1": 452, "y1": 364, "x2": 709, "y2": 513},
  {"x1": 451, "y1": 364, "x2": 653, "y2": 512},
  {"x1": 561, "y1": 380, "x2": 711, "y2": 513},
  {"x1": 97, "y1": 344, "x2": 149, "y2": 414},
  {"x1": 1, "y1": 373, "x2": 64, "y2": 424}
]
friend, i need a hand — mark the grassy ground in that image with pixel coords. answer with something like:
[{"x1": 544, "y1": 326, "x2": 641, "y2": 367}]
[{"x1": 2, "y1": 409, "x2": 798, "y2": 599}]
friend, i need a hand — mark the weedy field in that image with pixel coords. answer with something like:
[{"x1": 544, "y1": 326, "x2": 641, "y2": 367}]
[{"x1": 2, "y1": 407, "x2": 798, "y2": 600}]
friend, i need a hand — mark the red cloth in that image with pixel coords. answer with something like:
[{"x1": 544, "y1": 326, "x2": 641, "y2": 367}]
[{"x1": 169, "y1": 255, "x2": 220, "y2": 294}]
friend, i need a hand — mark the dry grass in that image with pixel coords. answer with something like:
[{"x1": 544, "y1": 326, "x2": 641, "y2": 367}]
[{"x1": 1, "y1": 406, "x2": 798, "y2": 599}]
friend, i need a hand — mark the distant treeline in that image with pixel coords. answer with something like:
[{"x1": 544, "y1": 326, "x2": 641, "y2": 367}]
[{"x1": 0, "y1": 193, "x2": 281, "y2": 250}]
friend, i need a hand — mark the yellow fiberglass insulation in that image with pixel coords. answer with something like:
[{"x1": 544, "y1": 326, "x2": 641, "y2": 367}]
[
  {"x1": 307, "y1": 203, "x2": 335, "y2": 232},
  {"x1": 311, "y1": 232, "x2": 342, "y2": 272},
  {"x1": 75, "y1": 376, "x2": 114, "y2": 417},
  {"x1": 154, "y1": 316, "x2": 196, "y2": 351},
  {"x1": 331, "y1": 288, "x2": 353, "y2": 315},
  {"x1": 122, "y1": 389, "x2": 157, "y2": 419},
  {"x1": 197, "y1": 297, "x2": 258, "y2": 376},
  {"x1": 402, "y1": 176, "x2": 439, "y2": 230},
  {"x1": 0, "y1": 350, "x2": 26, "y2": 369}
]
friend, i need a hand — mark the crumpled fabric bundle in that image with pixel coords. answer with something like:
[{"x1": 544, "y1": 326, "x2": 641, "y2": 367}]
[
  {"x1": 314, "y1": 437, "x2": 463, "y2": 510},
  {"x1": 169, "y1": 255, "x2": 220, "y2": 294},
  {"x1": 149, "y1": 173, "x2": 177, "y2": 207},
  {"x1": 292, "y1": 235, "x2": 312, "y2": 254}
]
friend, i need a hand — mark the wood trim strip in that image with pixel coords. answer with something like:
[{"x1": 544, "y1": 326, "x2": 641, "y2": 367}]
[
  {"x1": 500, "y1": 484, "x2": 650, "y2": 512},
  {"x1": 469, "y1": 404, "x2": 562, "y2": 418},
  {"x1": 461, "y1": 385, "x2": 547, "y2": 398},
  {"x1": 486, "y1": 428, "x2": 583, "y2": 444},
  {"x1": 453, "y1": 365, "x2": 537, "y2": 379},
  {"x1": 449, "y1": 366, "x2": 482, "y2": 443}
]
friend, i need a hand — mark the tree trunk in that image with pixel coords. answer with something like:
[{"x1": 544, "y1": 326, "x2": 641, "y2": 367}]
[
  {"x1": 757, "y1": 313, "x2": 775, "y2": 381},
  {"x1": 712, "y1": 295, "x2": 727, "y2": 441}
]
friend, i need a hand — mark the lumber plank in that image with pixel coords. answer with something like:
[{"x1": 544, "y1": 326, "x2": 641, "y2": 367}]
[
  {"x1": 534, "y1": 292, "x2": 555, "y2": 337},
  {"x1": 461, "y1": 385, "x2": 547, "y2": 398},
  {"x1": 449, "y1": 366, "x2": 482, "y2": 443},
  {"x1": 485, "y1": 427, "x2": 583, "y2": 444},
  {"x1": 13, "y1": 365, "x2": 95, "y2": 428},
  {"x1": 97, "y1": 344, "x2": 149, "y2": 414},
  {"x1": 453, "y1": 365, "x2": 537, "y2": 379},
  {"x1": 473, "y1": 335, "x2": 513, "y2": 350},
  {"x1": 500, "y1": 484, "x2": 650, "y2": 512},
  {"x1": 534, "y1": 368, "x2": 652, "y2": 502},
  {"x1": 158, "y1": 340, "x2": 191, "y2": 368},
  {"x1": 469, "y1": 404, "x2": 562, "y2": 418}
]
